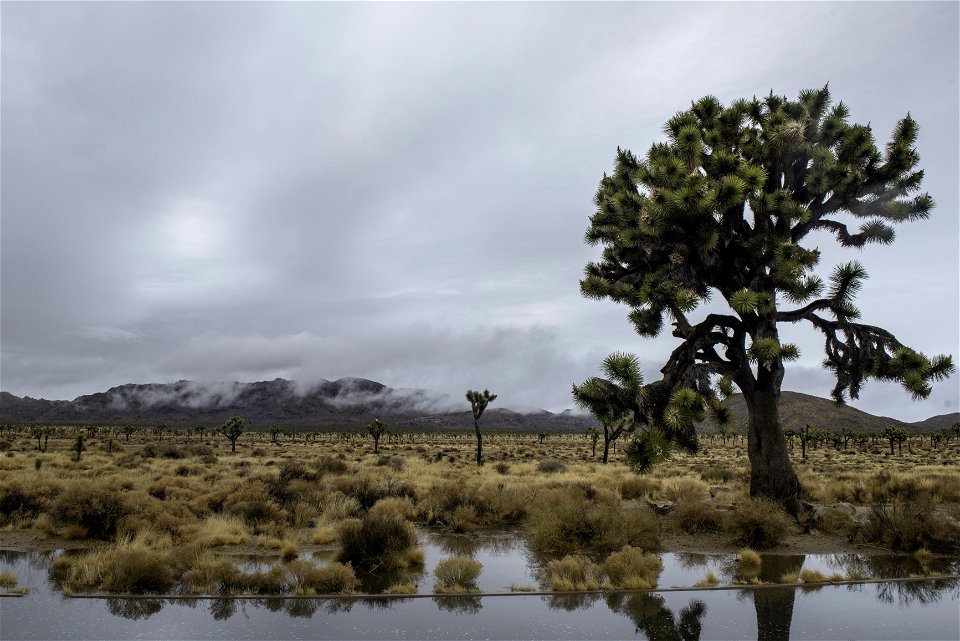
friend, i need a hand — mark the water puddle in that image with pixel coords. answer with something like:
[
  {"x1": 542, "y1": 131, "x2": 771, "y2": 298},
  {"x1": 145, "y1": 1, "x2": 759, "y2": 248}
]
[{"x1": 1, "y1": 539, "x2": 957, "y2": 640}]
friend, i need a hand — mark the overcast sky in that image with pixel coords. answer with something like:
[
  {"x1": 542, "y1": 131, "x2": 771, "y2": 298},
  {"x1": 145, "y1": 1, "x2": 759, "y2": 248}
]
[{"x1": 2, "y1": 2, "x2": 957, "y2": 421}]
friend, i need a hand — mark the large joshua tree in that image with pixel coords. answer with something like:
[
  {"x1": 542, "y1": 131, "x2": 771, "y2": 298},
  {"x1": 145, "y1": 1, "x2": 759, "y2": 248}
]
[{"x1": 581, "y1": 86, "x2": 953, "y2": 514}]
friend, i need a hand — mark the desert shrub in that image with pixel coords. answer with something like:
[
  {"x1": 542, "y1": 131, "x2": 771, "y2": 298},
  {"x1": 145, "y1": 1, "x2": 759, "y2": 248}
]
[
  {"x1": 0, "y1": 479, "x2": 59, "y2": 524},
  {"x1": 50, "y1": 480, "x2": 127, "y2": 539},
  {"x1": 420, "y1": 480, "x2": 527, "y2": 530},
  {"x1": 336, "y1": 514, "x2": 420, "y2": 570},
  {"x1": 665, "y1": 500, "x2": 723, "y2": 534},
  {"x1": 384, "y1": 581, "x2": 417, "y2": 594},
  {"x1": 376, "y1": 455, "x2": 405, "y2": 472},
  {"x1": 853, "y1": 498, "x2": 959, "y2": 553},
  {"x1": 661, "y1": 477, "x2": 710, "y2": 503},
  {"x1": 726, "y1": 498, "x2": 793, "y2": 549},
  {"x1": 320, "y1": 492, "x2": 361, "y2": 521},
  {"x1": 542, "y1": 555, "x2": 601, "y2": 591},
  {"x1": 193, "y1": 515, "x2": 249, "y2": 547},
  {"x1": 221, "y1": 481, "x2": 285, "y2": 526},
  {"x1": 537, "y1": 460, "x2": 567, "y2": 474},
  {"x1": 433, "y1": 556, "x2": 482, "y2": 593},
  {"x1": 287, "y1": 560, "x2": 357, "y2": 594},
  {"x1": 619, "y1": 477, "x2": 661, "y2": 501},
  {"x1": 140, "y1": 443, "x2": 188, "y2": 459},
  {"x1": 59, "y1": 536, "x2": 175, "y2": 593},
  {"x1": 221, "y1": 565, "x2": 290, "y2": 594},
  {"x1": 813, "y1": 506, "x2": 854, "y2": 534},
  {"x1": 313, "y1": 457, "x2": 350, "y2": 477},
  {"x1": 268, "y1": 462, "x2": 319, "y2": 505},
  {"x1": 369, "y1": 497, "x2": 417, "y2": 521},
  {"x1": 494, "y1": 462, "x2": 511, "y2": 475},
  {"x1": 182, "y1": 555, "x2": 237, "y2": 593},
  {"x1": 601, "y1": 545, "x2": 663, "y2": 589},
  {"x1": 0, "y1": 570, "x2": 17, "y2": 588},
  {"x1": 333, "y1": 475, "x2": 412, "y2": 511},
  {"x1": 185, "y1": 443, "x2": 214, "y2": 457},
  {"x1": 526, "y1": 486, "x2": 660, "y2": 557},
  {"x1": 700, "y1": 464, "x2": 735, "y2": 483}
]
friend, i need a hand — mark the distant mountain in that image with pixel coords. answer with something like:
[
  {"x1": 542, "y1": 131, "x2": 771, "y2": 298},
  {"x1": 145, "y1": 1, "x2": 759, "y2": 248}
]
[
  {"x1": 0, "y1": 378, "x2": 593, "y2": 432},
  {"x1": 0, "y1": 381, "x2": 953, "y2": 433},
  {"x1": 696, "y1": 391, "x2": 957, "y2": 434}
]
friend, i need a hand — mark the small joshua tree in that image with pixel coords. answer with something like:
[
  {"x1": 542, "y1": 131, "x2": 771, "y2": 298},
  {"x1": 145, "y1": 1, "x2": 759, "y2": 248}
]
[
  {"x1": 122, "y1": 424, "x2": 135, "y2": 442},
  {"x1": 366, "y1": 418, "x2": 388, "y2": 453},
  {"x1": 73, "y1": 433, "x2": 85, "y2": 462},
  {"x1": 465, "y1": 389, "x2": 497, "y2": 466},
  {"x1": 880, "y1": 425, "x2": 908, "y2": 455},
  {"x1": 586, "y1": 426, "x2": 601, "y2": 457},
  {"x1": 220, "y1": 416, "x2": 245, "y2": 453}
]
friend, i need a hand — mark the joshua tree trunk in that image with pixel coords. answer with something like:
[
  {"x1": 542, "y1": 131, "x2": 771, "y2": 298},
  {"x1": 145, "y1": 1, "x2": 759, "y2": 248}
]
[
  {"x1": 602, "y1": 426, "x2": 611, "y2": 464},
  {"x1": 474, "y1": 417, "x2": 483, "y2": 465},
  {"x1": 743, "y1": 365, "x2": 801, "y2": 516}
]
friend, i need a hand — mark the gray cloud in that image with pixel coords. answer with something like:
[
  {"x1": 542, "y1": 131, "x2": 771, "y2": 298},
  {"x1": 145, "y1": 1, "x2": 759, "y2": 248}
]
[{"x1": 2, "y1": 2, "x2": 957, "y2": 422}]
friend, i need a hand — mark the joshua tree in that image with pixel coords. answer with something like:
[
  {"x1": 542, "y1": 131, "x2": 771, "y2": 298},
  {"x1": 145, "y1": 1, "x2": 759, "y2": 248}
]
[
  {"x1": 574, "y1": 352, "x2": 708, "y2": 469},
  {"x1": 270, "y1": 424, "x2": 284, "y2": 444},
  {"x1": 465, "y1": 389, "x2": 497, "y2": 466},
  {"x1": 366, "y1": 418, "x2": 388, "y2": 453},
  {"x1": 580, "y1": 86, "x2": 953, "y2": 513},
  {"x1": 585, "y1": 426, "x2": 601, "y2": 457},
  {"x1": 880, "y1": 425, "x2": 908, "y2": 455},
  {"x1": 122, "y1": 424, "x2": 135, "y2": 442},
  {"x1": 73, "y1": 433, "x2": 85, "y2": 462},
  {"x1": 220, "y1": 416, "x2": 245, "y2": 453}
]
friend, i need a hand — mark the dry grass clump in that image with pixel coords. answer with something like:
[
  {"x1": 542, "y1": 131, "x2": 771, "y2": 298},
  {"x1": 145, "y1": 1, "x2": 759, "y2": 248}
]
[
  {"x1": 419, "y1": 480, "x2": 527, "y2": 531},
  {"x1": 536, "y1": 460, "x2": 567, "y2": 474},
  {"x1": 665, "y1": 499, "x2": 723, "y2": 534},
  {"x1": 852, "y1": 498, "x2": 959, "y2": 553},
  {"x1": 433, "y1": 556, "x2": 483, "y2": 593},
  {"x1": 280, "y1": 540, "x2": 299, "y2": 561},
  {"x1": 600, "y1": 545, "x2": 663, "y2": 589},
  {"x1": 738, "y1": 548, "x2": 761, "y2": 570},
  {"x1": 694, "y1": 571, "x2": 719, "y2": 587},
  {"x1": 194, "y1": 515, "x2": 249, "y2": 547},
  {"x1": 384, "y1": 580, "x2": 417, "y2": 594},
  {"x1": 369, "y1": 496, "x2": 417, "y2": 521},
  {"x1": 336, "y1": 514, "x2": 422, "y2": 570},
  {"x1": 0, "y1": 478, "x2": 62, "y2": 525},
  {"x1": 526, "y1": 486, "x2": 660, "y2": 557},
  {"x1": 543, "y1": 555, "x2": 601, "y2": 591},
  {"x1": 221, "y1": 481, "x2": 285, "y2": 527},
  {"x1": 57, "y1": 532, "x2": 177, "y2": 593},
  {"x1": 50, "y1": 479, "x2": 128, "y2": 539},
  {"x1": 287, "y1": 560, "x2": 357, "y2": 594},
  {"x1": 619, "y1": 477, "x2": 661, "y2": 500},
  {"x1": 0, "y1": 570, "x2": 19, "y2": 588},
  {"x1": 660, "y1": 477, "x2": 710, "y2": 503},
  {"x1": 726, "y1": 498, "x2": 793, "y2": 549}
]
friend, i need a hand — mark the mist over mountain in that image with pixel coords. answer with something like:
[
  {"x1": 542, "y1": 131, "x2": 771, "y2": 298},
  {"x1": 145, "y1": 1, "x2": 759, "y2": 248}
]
[
  {"x1": 0, "y1": 377, "x2": 593, "y2": 431},
  {"x1": 0, "y1": 379, "x2": 954, "y2": 433}
]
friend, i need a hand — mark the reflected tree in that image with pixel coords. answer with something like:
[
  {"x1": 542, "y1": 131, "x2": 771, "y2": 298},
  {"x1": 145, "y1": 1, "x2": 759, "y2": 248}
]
[
  {"x1": 606, "y1": 592, "x2": 706, "y2": 641},
  {"x1": 209, "y1": 598, "x2": 237, "y2": 621},
  {"x1": 752, "y1": 554, "x2": 804, "y2": 641},
  {"x1": 434, "y1": 595, "x2": 483, "y2": 614},
  {"x1": 106, "y1": 598, "x2": 164, "y2": 620}
]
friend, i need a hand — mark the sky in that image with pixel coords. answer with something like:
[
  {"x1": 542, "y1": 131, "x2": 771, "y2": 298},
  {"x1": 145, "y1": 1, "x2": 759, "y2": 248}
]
[{"x1": 1, "y1": 2, "x2": 958, "y2": 421}]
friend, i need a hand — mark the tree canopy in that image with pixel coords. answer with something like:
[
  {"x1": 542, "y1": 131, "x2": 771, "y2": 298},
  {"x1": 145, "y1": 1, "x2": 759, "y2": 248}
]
[{"x1": 580, "y1": 85, "x2": 954, "y2": 512}]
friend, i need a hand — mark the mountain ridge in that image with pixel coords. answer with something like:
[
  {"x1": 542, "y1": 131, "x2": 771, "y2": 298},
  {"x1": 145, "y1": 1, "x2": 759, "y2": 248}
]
[{"x1": 0, "y1": 379, "x2": 955, "y2": 433}]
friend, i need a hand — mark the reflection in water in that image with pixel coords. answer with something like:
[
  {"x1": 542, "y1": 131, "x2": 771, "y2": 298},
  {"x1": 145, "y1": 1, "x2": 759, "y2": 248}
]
[
  {"x1": 433, "y1": 595, "x2": 483, "y2": 613},
  {"x1": 544, "y1": 592, "x2": 601, "y2": 612},
  {"x1": 752, "y1": 554, "x2": 805, "y2": 641},
  {"x1": 875, "y1": 579, "x2": 959, "y2": 606},
  {"x1": 605, "y1": 592, "x2": 706, "y2": 640},
  {"x1": 105, "y1": 598, "x2": 164, "y2": 620}
]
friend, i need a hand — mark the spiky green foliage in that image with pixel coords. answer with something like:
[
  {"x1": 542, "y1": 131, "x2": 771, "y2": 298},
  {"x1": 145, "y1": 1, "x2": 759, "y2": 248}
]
[
  {"x1": 583, "y1": 86, "x2": 952, "y2": 406},
  {"x1": 581, "y1": 86, "x2": 953, "y2": 506}
]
